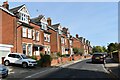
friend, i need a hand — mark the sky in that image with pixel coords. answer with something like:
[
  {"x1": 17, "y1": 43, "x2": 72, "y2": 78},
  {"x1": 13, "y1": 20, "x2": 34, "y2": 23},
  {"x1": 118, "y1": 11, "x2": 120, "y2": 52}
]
[{"x1": 0, "y1": 1, "x2": 118, "y2": 47}]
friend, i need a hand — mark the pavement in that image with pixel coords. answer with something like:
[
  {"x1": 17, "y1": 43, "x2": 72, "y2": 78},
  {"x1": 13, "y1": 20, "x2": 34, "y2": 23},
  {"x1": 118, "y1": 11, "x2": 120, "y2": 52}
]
[
  {"x1": 55, "y1": 57, "x2": 91, "y2": 67},
  {"x1": 104, "y1": 58, "x2": 120, "y2": 79}
]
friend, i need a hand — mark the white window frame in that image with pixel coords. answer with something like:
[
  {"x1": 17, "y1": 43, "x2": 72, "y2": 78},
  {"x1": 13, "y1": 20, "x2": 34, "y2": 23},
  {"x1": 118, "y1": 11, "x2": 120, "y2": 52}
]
[
  {"x1": 28, "y1": 28, "x2": 32, "y2": 38},
  {"x1": 27, "y1": 44, "x2": 32, "y2": 56},
  {"x1": 33, "y1": 30, "x2": 35, "y2": 40},
  {"x1": 44, "y1": 33, "x2": 47, "y2": 41},
  {"x1": 48, "y1": 35, "x2": 50, "y2": 42},
  {"x1": 19, "y1": 12, "x2": 29, "y2": 24},
  {"x1": 22, "y1": 27, "x2": 27, "y2": 37},
  {"x1": 61, "y1": 37, "x2": 64, "y2": 44},
  {"x1": 70, "y1": 40, "x2": 72, "y2": 46},
  {"x1": 36, "y1": 31, "x2": 40, "y2": 41}
]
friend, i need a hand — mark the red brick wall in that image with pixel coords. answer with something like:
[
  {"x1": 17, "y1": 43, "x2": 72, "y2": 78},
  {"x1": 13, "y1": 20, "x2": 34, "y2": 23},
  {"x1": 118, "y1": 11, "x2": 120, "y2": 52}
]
[
  {"x1": 48, "y1": 29, "x2": 58, "y2": 53},
  {"x1": 16, "y1": 25, "x2": 22, "y2": 53},
  {"x1": 51, "y1": 59, "x2": 58, "y2": 66},
  {"x1": 73, "y1": 38, "x2": 83, "y2": 51},
  {"x1": 0, "y1": 10, "x2": 16, "y2": 45}
]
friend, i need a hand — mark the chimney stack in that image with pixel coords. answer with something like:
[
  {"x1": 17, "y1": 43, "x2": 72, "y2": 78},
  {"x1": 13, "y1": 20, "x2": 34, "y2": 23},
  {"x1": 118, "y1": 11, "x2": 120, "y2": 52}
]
[
  {"x1": 47, "y1": 17, "x2": 52, "y2": 26},
  {"x1": 76, "y1": 34, "x2": 79, "y2": 38},
  {"x1": 2, "y1": 1, "x2": 9, "y2": 10}
]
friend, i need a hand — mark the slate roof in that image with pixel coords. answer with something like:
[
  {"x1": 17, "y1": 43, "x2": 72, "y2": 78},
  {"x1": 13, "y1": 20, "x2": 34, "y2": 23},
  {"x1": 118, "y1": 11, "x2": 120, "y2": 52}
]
[
  {"x1": 30, "y1": 15, "x2": 44, "y2": 23},
  {"x1": 10, "y1": 4, "x2": 25, "y2": 14},
  {"x1": 51, "y1": 23, "x2": 60, "y2": 30}
]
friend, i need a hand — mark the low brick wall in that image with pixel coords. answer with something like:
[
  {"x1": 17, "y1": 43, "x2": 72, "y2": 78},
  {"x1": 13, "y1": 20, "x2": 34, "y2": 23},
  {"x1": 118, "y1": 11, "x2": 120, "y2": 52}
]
[
  {"x1": 62, "y1": 57, "x2": 69, "y2": 63},
  {"x1": 73, "y1": 55, "x2": 81, "y2": 61},
  {"x1": 36, "y1": 56, "x2": 41, "y2": 60},
  {"x1": 51, "y1": 59, "x2": 58, "y2": 66},
  {"x1": 50, "y1": 54, "x2": 91, "y2": 66}
]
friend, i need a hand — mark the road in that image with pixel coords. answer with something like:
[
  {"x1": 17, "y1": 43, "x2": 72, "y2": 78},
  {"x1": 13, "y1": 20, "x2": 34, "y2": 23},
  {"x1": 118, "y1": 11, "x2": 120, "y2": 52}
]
[
  {"x1": 6, "y1": 59, "x2": 115, "y2": 80},
  {"x1": 37, "y1": 59, "x2": 113, "y2": 79}
]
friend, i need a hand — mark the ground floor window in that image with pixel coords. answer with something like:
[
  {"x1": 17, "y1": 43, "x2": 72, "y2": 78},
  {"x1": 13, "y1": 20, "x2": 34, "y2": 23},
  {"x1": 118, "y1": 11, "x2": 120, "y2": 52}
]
[
  {"x1": 22, "y1": 43, "x2": 26, "y2": 55},
  {"x1": 62, "y1": 46, "x2": 65, "y2": 55},
  {"x1": 70, "y1": 48, "x2": 73, "y2": 55},
  {"x1": 28, "y1": 44, "x2": 32, "y2": 56},
  {"x1": 44, "y1": 45, "x2": 50, "y2": 55}
]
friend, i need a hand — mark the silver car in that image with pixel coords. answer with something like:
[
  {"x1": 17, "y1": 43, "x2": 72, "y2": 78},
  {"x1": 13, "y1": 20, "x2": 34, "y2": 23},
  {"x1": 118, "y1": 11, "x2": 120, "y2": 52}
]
[{"x1": 0, "y1": 64, "x2": 8, "y2": 78}]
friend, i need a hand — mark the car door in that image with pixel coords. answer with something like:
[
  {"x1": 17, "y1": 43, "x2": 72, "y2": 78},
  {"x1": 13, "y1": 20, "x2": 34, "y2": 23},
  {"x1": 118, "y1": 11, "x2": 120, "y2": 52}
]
[
  {"x1": 14, "y1": 54, "x2": 23, "y2": 64},
  {"x1": 8, "y1": 54, "x2": 16, "y2": 63},
  {"x1": 16, "y1": 55, "x2": 22, "y2": 64}
]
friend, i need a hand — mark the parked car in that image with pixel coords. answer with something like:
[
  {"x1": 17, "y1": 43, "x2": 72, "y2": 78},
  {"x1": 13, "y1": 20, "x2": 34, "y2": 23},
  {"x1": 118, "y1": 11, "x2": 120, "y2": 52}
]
[
  {"x1": 4, "y1": 53, "x2": 37, "y2": 68},
  {"x1": 92, "y1": 53, "x2": 105, "y2": 63},
  {"x1": 0, "y1": 64, "x2": 8, "y2": 78}
]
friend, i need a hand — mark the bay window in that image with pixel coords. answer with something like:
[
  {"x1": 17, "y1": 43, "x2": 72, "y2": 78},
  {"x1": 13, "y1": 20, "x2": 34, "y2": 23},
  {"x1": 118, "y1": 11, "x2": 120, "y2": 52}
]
[{"x1": 28, "y1": 44, "x2": 32, "y2": 56}]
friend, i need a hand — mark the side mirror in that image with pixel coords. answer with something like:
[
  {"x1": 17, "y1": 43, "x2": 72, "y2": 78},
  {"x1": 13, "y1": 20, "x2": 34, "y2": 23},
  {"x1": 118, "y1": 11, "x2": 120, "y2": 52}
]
[{"x1": 19, "y1": 58, "x2": 22, "y2": 60}]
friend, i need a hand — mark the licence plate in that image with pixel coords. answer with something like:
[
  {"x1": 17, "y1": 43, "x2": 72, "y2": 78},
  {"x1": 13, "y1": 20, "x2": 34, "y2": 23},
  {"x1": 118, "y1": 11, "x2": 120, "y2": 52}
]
[{"x1": 96, "y1": 57, "x2": 99, "y2": 59}]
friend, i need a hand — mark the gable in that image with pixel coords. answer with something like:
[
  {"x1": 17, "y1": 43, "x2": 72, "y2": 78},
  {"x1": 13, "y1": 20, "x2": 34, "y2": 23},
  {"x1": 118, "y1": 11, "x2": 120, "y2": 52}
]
[
  {"x1": 18, "y1": 5, "x2": 30, "y2": 16},
  {"x1": 58, "y1": 25, "x2": 62, "y2": 30},
  {"x1": 40, "y1": 16, "x2": 47, "y2": 24}
]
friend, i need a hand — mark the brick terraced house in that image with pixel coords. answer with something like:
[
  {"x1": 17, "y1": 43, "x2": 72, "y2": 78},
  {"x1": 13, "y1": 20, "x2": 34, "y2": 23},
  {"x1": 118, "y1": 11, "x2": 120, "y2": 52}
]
[
  {"x1": 0, "y1": 1, "x2": 92, "y2": 63},
  {"x1": 0, "y1": 2, "x2": 16, "y2": 64}
]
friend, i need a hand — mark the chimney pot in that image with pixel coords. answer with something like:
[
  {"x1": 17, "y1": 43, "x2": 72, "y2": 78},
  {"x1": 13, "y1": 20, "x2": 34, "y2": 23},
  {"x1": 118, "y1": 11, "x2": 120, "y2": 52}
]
[
  {"x1": 76, "y1": 34, "x2": 79, "y2": 38},
  {"x1": 47, "y1": 17, "x2": 52, "y2": 26},
  {"x1": 2, "y1": 1, "x2": 9, "y2": 10}
]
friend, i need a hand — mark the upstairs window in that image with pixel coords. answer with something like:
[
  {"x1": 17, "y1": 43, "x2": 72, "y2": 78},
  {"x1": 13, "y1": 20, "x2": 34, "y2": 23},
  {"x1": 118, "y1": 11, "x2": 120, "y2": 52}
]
[
  {"x1": 44, "y1": 33, "x2": 50, "y2": 42},
  {"x1": 33, "y1": 30, "x2": 35, "y2": 40},
  {"x1": 61, "y1": 37, "x2": 64, "y2": 44},
  {"x1": 22, "y1": 27, "x2": 27, "y2": 37},
  {"x1": 41, "y1": 23, "x2": 47, "y2": 30},
  {"x1": 58, "y1": 29, "x2": 62, "y2": 34},
  {"x1": 70, "y1": 40, "x2": 72, "y2": 46},
  {"x1": 44, "y1": 33, "x2": 47, "y2": 41},
  {"x1": 28, "y1": 29, "x2": 32, "y2": 38},
  {"x1": 19, "y1": 13, "x2": 29, "y2": 23},
  {"x1": 48, "y1": 35, "x2": 50, "y2": 42},
  {"x1": 36, "y1": 31, "x2": 39, "y2": 41}
]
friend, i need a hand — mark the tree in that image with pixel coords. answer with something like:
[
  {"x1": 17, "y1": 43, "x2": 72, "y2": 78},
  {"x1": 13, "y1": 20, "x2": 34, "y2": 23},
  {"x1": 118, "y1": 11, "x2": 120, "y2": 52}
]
[
  {"x1": 92, "y1": 46, "x2": 104, "y2": 53},
  {"x1": 102, "y1": 46, "x2": 107, "y2": 52},
  {"x1": 107, "y1": 43, "x2": 118, "y2": 53},
  {"x1": 73, "y1": 47, "x2": 83, "y2": 55}
]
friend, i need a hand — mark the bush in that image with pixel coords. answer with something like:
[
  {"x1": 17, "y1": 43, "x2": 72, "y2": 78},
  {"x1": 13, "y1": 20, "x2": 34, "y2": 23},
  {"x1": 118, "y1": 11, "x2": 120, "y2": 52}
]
[
  {"x1": 61, "y1": 54, "x2": 70, "y2": 57},
  {"x1": 73, "y1": 47, "x2": 84, "y2": 55},
  {"x1": 57, "y1": 52, "x2": 62, "y2": 57},
  {"x1": 39, "y1": 54, "x2": 53, "y2": 67},
  {"x1": 29, "y1": 56, "x2": 37, "y2": 60},
  {"x1": 50, "y1": 52, "x2": 58, "y2": 59},
  {"x1": 40, "y1": 53, "x2": 44, "y2": 58}
]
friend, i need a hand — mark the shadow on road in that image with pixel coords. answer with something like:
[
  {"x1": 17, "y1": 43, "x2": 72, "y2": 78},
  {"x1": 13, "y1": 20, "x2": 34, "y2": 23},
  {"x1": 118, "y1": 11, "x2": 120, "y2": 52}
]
[
  {"x1": 37, "y1": 67, "x2": 115, "y2": 80},
  {"x1": 86, "y1": 61, "x2": 104, "y2": 64}
]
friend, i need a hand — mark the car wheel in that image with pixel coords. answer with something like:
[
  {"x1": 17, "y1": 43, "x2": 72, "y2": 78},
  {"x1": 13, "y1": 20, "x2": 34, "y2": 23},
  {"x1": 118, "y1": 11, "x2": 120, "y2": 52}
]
[
  {"x1": 4, "y1": 60, "x2": 10, "y2": 66},
  {"x1": 22, "y1": 62, "x2": 28, "y2": 68}
]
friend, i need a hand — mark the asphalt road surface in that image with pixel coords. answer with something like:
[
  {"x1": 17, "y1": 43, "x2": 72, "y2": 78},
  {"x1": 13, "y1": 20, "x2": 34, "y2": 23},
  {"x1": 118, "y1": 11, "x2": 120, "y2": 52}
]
[
  {"x1": 6, "y1": 59, "x2": 116, "y2": 80},
  {"x1": 38, "y1": 59, "x2": 113, "y2": 79}
]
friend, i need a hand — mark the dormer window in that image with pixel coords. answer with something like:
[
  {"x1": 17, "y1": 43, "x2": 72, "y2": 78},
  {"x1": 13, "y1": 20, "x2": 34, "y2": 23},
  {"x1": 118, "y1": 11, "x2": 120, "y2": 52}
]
[
  {"x1": 19, "y1": 12, "x2": 29, "y2": 23},
  {"x1": 41, "y1": 23, "x2": 47, "y2": 30}
]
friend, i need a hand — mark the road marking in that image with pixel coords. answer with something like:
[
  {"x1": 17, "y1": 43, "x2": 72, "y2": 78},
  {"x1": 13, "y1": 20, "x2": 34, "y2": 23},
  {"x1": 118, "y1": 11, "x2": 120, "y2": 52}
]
[
  {"x1": 24, "y1": 68, "x2": 58, "y2": 79},
  {"x1": 102, "y1": 64, "x2": 109, "y2": 74},
  {"x1": 24, "y1": 69, "x2": 51, "y2": 78}
]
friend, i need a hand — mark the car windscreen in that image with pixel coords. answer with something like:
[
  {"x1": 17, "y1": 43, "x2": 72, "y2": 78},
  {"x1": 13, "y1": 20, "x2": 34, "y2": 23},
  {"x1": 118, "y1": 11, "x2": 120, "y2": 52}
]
[
  {"x1": 93, "y1": 54, "x2": 103, "y2": 57},
  {"x1": 21, "y1": 55, "x2": 28, "y2": 59}
]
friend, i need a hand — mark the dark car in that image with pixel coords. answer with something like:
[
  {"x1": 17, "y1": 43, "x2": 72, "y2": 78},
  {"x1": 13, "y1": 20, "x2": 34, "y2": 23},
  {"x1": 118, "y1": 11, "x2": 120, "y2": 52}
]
[
  {"x1": 0, "y1": 64, "x2": 8, "y2": 78},
  {"x1": 92, "y1": 53, "x2": 105, "y2": 63}
]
